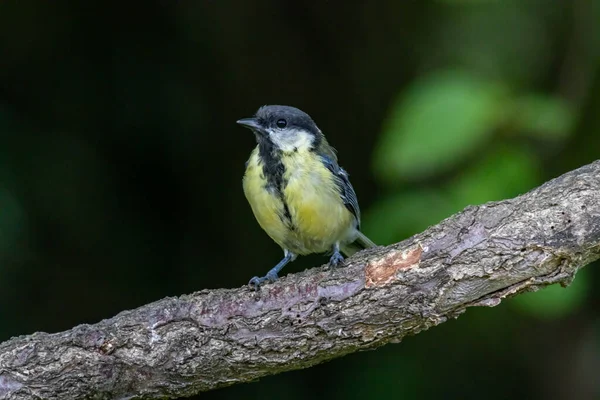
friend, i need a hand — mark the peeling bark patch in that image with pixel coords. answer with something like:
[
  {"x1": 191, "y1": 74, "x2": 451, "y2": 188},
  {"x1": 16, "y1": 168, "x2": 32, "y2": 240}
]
[
  {"x1": 0, "y1": 373, "x2": 23, "y2": 396},
  {"x1": 317, "y1": 279, "x2": 363, "y2": 302},
  {"x1": 473, "y1": 297, "x2": 502, "y2": 307},
  {"x1": 365, "y1": 245, "x2": 424, "y2": 288},
  {"x1": 449, "y1": 223, "x2": 488, "y2": 258}
]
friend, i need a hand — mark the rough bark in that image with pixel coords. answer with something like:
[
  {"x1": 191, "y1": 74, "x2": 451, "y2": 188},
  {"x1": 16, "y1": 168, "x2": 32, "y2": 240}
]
[{"x1": 1, "y1": 161, "x2": 600, "y2": 400}]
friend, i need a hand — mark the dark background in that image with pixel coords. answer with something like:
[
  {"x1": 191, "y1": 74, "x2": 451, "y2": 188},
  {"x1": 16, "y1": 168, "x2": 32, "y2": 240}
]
[{"x1": 1, "y1": 1, "x2": 599, "y2": 399}]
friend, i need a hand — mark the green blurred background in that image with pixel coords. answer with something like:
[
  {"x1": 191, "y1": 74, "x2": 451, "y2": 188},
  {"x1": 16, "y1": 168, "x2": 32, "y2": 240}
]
[{"x1": 1, "y1": 1, "x2": 599, "y2": 399}]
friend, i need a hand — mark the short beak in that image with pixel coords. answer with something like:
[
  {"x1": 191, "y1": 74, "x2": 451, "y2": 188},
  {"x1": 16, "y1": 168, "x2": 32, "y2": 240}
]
[{"x1": 236, "y1": 117, "x2": 265, "y2": 134}]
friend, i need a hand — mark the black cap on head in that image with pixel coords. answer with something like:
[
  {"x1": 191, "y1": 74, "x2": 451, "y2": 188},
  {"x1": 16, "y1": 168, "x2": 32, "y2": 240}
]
[
  {"x1": 237, "y1": 105, "x2": 320, "y2": 135},
  {"x1": 256, "y1": 105, "x2": 319, "y2": 133}
]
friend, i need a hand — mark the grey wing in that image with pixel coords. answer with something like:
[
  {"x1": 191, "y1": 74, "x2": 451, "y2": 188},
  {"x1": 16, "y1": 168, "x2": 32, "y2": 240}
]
[{"x1": 320, "y1": 155, "x2": 361, "y2": 228}]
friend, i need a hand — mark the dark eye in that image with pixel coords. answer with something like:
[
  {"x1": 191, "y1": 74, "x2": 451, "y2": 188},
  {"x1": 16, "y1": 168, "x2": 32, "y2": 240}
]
[{"x1": 276, "y1": 119, "x2": 287, "y2": 129}]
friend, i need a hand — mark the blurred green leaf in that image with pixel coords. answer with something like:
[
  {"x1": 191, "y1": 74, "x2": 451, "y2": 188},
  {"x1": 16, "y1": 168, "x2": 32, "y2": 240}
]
[
  {"x1": 373, "y1": 70, "x2": 508, "y2": 183},
  {"x1": 511, "y1": 94, "x2": 576, "y2": 140},
  {"x1": 362, "y1": 189, "x2": 459, "y2": 246},
  {"x1": 449, "y1": 144, "x2": 539, "y2": 206},
  {"x1": 366, "y1": 145, "x2": 540, "y2": 247},
  {"x1": 511, "y1": 268, "x2": 591, "y2": 320}
]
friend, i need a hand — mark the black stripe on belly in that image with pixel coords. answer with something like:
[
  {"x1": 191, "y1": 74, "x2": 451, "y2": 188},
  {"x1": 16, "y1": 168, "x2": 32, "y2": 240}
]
[
  {"x1": 258, "y1": 139, "x2": 295, "y2": 230},
  {"x1": 282, "y1": 202, "x2": 294, "y2": 231}
]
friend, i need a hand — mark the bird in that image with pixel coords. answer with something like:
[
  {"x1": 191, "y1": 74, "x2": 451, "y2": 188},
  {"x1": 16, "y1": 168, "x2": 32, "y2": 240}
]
[{"x1": 237, "y1": 105, "x2": 376, "y2": 288}]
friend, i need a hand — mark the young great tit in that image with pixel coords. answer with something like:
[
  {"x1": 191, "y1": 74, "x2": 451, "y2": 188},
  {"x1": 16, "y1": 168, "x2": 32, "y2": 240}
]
[{"x1": 237, "y1": 105, "x2": 376, "y2": 288}]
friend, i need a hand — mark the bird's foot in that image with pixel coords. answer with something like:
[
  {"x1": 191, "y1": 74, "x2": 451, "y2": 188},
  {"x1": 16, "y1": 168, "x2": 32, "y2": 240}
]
[
  {"x1": 248, "y1": 270, "x2": 279, "y2": 290},
  {"x1": 248, "y1": 253, "x2": 293, "y2": 289},
  {"x1": 328, "y1": 251, "x2": 345, "y2": 268}
]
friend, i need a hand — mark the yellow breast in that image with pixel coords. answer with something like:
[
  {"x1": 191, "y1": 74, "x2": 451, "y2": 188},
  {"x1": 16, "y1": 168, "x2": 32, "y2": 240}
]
[
  {"x1": 242, "y1": 148, "x2": 289, "y2": 247},
  {"x1": 242, "y1": 147, "x2": 355, "y2": 255}
]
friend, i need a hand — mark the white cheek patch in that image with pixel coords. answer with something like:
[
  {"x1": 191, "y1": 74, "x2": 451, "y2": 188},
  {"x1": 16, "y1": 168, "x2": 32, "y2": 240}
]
[{"x1": 269, "y1": 128, "x2": 314, "y2": 152}]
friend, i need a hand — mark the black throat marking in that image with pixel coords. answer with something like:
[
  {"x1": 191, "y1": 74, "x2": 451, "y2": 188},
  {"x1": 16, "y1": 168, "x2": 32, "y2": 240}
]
[{"x1": 257, "y1": 139, "x2": 294, "y2": 229}]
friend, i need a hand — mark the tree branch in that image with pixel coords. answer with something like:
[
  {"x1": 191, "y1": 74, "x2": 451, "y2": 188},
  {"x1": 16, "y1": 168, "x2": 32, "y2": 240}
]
[{"x1": 1, "y1": 161, "x2": 600, "y2": 400}]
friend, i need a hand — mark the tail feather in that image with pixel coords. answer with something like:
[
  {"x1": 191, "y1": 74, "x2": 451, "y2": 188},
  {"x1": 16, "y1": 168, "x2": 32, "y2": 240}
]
[
  {"x1": 340, "y1": 231, "x2": 377, "y2": 257},
  {"x1": 355, "y1": 231, "x2": 377, "y2": 249}
]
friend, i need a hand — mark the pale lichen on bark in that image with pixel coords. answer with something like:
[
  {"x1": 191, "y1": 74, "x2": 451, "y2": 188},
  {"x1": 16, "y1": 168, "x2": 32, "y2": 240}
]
[{"x1": 0, "y1": 160, "x2": 599, "y2": 400}]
